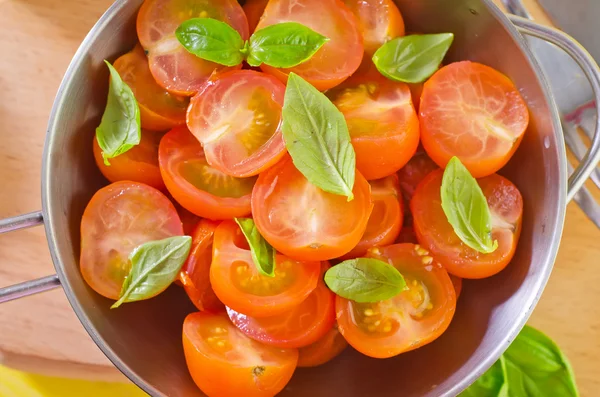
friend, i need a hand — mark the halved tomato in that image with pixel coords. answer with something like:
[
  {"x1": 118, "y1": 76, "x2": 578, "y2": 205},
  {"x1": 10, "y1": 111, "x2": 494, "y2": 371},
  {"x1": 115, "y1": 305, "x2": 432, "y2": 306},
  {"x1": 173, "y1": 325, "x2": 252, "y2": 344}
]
[
  {"x1": 343, "y1": 0, "x2": 405, "y2": 55},
  {"x1": 336, "y1": 244, "x2": 456, "y2": 358},
  {"x1": 187, "y1": 70, "x2": 286, "y2": 177},
  {"x1": 341, "y1": 175, "x2": 403, "y2": 259},
  {"x1": 397, "y1": 151, "x2": 438, "y2": 201},
  {"x1": 80, "y1": 181, "x2": 183, "y2": 299},
  {"x1": 420, "y1": 61, "x2": 530, "y2": 177},
  {"x1": 183, "y1": 312, "x2": 298, "y2": 397},
  {"x1": 411, "y1": 169, "x2": 524, "y2": 279},
  {"x1": 113, "y1": 44, "x2": 189, "y2": 131},
  {"x1": 93, "y1": 131, "x2": 165, "y2": 191},
  {"x1": 158, "y1": 126, "x2": 256, "y2": 219},
  {"x1": 210, "y1": 220, "x2": 321, "y2": 317},
  {"x1": 227, "y1": 263, "x2": 335, "y2": 348},
  {"x1": 180, "y1": 219, "x2": 224, "y2": 313},
  {"x1": 297, "y1": 324, "x2": 348, "y2": 367},
  {"x1": 256, "y1": 0, "x2": 363, "y2": 91},
  {"x1": 328, "y1": 71, "x2": 420, "y2": 180},
  {"x1": 243, "y1": 0, "x2": 268, "y2": 34},
  {"x1": 137, "y1": 0, "x2": 249, "y2": 95},
  {"x1": 252, "y1": 156, "x2": 373, "y2": 261}
]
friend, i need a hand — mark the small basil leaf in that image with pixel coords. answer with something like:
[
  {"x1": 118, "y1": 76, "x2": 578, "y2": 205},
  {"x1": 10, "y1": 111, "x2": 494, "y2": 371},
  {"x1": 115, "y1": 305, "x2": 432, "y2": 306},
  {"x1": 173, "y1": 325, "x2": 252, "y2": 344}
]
[
  {"x1": 247, "y1": 22, "x2": 329, "y2": 68},
  {"x1": 235, "y1": 218, "x2": 276, "y2": 277},
  {"x1": 460, "y1": 358, "x2": 508, "y2": 397},
  {"x1": 372, "y1": 33, "x2": 454, "y2": 83},
  {"x1": 324, "y1": 258, "x2": 406, "y2": 303},
  {"x1": 175, "y1": 18, "x2": 245, "y2": 66},
  {"x1": 441, "y1": 156, "x2": 498, "y2": 254},
  {"x1": 111, "y1": 236, "x2": 192, "y2": 308},
  {"x1": 282, "y1": 73, "x2": 356, "y2": 200},
  {"x1": 96, "y1": 61, "x2": 141, "y2": 166}
]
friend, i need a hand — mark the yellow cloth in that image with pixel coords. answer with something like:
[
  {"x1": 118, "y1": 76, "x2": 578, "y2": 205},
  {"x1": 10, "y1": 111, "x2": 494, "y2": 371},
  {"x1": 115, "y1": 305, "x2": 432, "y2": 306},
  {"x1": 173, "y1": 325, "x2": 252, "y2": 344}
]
[{"x1": 0, "y1": 365, "x2": 146, "y2": 397}]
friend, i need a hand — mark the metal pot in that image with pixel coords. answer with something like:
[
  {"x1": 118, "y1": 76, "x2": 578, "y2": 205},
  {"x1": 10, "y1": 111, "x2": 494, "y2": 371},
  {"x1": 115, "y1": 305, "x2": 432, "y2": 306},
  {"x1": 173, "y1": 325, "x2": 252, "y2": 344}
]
[{"x1": 1, "y1": 0, "x2": 599, "y2": 395}]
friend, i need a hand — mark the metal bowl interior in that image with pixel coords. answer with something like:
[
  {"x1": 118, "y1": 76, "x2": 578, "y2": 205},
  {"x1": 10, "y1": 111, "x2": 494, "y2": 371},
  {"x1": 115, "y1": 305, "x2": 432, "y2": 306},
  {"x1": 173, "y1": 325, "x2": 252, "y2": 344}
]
[{"x1": 41, "y1": 0, "x2": 567, "y2": 396}]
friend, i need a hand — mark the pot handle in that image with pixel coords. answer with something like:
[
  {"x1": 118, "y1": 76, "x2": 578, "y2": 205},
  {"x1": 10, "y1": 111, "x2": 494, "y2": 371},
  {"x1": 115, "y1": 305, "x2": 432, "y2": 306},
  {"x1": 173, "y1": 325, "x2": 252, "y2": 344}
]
[{"x1": 0, "y1": 211, "x2": 61, "y2": 303}]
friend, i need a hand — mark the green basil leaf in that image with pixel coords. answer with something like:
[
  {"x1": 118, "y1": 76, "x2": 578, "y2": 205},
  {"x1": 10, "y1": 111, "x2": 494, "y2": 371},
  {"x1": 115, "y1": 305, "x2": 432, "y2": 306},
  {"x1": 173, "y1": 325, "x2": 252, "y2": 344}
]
[
  {"x1": 441, "y1": 156, "x2": 498, "y2": 254},
  {"x1": 96, "y1": 61, "x2": 141, "y2": 166},
  {"x1": 503, "y1": 325, "x2": 579, "y2": 397},
  {"x1": 175, "y1": 18, "x2": 245, "y2": 66},
  {"x1": 372, "y1": 33, "x2": 454, "y2": 83},
  {"x1": 111, "y1": 236, "x2": 192, "y2": 309},
  {"x1": 247, "y1": 22, "x2": 329, "y2": 68},
  {"x1": 235, "y1": 218, "x2": 276, "y2": 277},
  {"x1": 282, "y1": 73, "x2": 356, "y2": 200},
  {"x1": 324, "y1": 258, "x2": 406, "y2": 303},
  {"x1": 460, "y1": 358, "x2": 509, "y2": 397}
]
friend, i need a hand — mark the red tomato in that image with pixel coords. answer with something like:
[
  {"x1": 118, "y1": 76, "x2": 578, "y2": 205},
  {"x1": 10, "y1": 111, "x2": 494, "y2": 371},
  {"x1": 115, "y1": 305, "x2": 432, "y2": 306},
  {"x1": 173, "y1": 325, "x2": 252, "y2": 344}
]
[
  {"x1": 343, "y1": 0, "x2": 405, "y2": 55},
  {"x1": 450, "y1": 275, "x2": 463, "y2": 299},
  {"x1": 210, "y1": 220, "x2": 321, "y2": 317},
  {"x1": 93, "y1": 131, "x2": 165, "y2": 191},
  {"x1": 336, "y1": 244, "x2": 456, "y2": 358},
  {"x1": 187, "y1": 70, "x2": 287, "y2": 177},
  {"x1": 252, "y1": 156, "x2": 373, "y2": 261},
  {"x1": 297, "y1": 324, "x2": 348, "y2": 367},
  {"x1": 183, "y1": 312, "x2": 298, "y2": 397},
  {"x1": 328, "y1": 72, "x2": 420, "y2": 180},
  {"x1": 243, "y1": 0, "x2": 268, "y2": 34},
  {"x1": 408, "y1": 82, "x2": 424, "y2": 113},
  {"x1": 80, "y1": 181, "x2": 183, "y2": 300},
  {"x1": 158, "y1": 126, "x2": 256, "y2": 219},
  {"x1": 395, "y1": 225, "x2": 418, "y2": 244},
  {"x1": 397, "y1": 151, "x2": 438, "y2": 201},
  {"x1": 411, "y1": 169, "x2": 524, "y2": 279},
  {"x1": 180, "y1": 219, "x2": 224, "y2": 313},
  {"x1": 173, "y1": 202, "x2": 202, "y2": 236},
  {"x1": 113, "y1": 45, "x2": 189, "y2": 131},
  {"x1": 256, "y1": 0, "x2": 363, "y2": 91},
  {"x1": 137, "y1": 0, "x2": 249, "y2": 96},
  {"x1": 227, "y1": 263, "x2": 335, "y2": 348},
  {"x1": 420, "y1": 61, "x2": 530, "y2": 178},
  {"x1": 341, "y1": 175, "x2": 403, "y2": 259}
]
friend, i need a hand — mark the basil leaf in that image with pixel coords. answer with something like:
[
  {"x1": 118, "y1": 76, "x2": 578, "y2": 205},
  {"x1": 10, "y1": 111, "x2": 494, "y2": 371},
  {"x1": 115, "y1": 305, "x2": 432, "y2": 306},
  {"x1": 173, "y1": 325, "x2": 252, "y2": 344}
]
[
  {"x1": 176, "y1": 18, "x2": 245, "y2": 66},
  {"x1": 441, "y1": 156, "x2": 498, "y2": 254},
  {"x1": 235, "y1": 218, "x2": 276, "y2": 277},
  {"x1": 111, "y1": 236, "x2": 192, "y2": 309},
  {"x1": 460, "y1": 358, "x2": 508, "y2": 397},
  {"x1": 372, "y1": 33, "x2": 454, "y2": 83},
  {"x1": 324, "y1": 258, "x2": 406, "y2": 303},
  {"x1": 96, "y1": 61, "x2": 141, "y2": 166},
  {"x1": 247, "y1": 22, "x2": 329, "y2": 68},
  {"x1": 282, "y1": 73, "x2": 356, "y2": 200}
]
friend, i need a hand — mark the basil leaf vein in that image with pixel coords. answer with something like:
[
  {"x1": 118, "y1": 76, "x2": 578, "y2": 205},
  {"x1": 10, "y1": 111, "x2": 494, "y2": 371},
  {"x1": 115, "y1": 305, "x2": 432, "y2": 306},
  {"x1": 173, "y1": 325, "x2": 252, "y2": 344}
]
[
  {"x1": 176, "y1": 18, "x2": 245, "y2": 66},
  {"x1": 235, "y1": 218, "x2": 276, "y2": 277}
]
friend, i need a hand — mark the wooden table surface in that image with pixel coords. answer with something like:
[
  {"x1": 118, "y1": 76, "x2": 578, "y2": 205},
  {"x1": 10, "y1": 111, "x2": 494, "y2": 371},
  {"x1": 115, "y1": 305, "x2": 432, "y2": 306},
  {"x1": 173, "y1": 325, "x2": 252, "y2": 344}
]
[{"x1": 0, "y1": 0, "x2": 598, "y2": 394}]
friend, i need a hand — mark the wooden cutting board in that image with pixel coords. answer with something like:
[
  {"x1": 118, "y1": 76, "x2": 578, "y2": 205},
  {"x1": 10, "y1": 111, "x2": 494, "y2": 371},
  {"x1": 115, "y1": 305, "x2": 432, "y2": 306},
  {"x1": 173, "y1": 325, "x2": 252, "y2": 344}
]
[{"x1": 0, "y1": 0, "x2": 598, "y2": 394}]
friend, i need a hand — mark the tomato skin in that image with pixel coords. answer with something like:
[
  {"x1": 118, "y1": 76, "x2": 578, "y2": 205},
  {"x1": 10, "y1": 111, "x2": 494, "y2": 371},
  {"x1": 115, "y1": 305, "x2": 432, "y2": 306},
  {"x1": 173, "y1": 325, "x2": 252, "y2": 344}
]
[
  {"x1": 80, "y1": 181, "x2": 183, "y2": 300},
  {"x1": 243, "y1": 0, "x2": 268, "y2": 33},
  {"x1": 450, "y1": 275, "x2": 463, "y2": 299},
  {"x1": 183, "y1": 312, "x2": 298, "y2": 397},
  {"x1": 256, "y1": 0, "x2": 364, "y2": 91},
  {"x1": 411, "y1": 169, "x2": 524, "y2": 279},
  {"x1": 420, "y1": 61, "x2": 530, "y2": 178},
  {"x1": 93, "y1": 132, "x2": 165, "y2": 191},
  {"x1": 336, "y1": 244, "x2": 456, "y2": 359},
  {"x1": 158, "y1": 126, "x2": 256, "y2": 220},
  {"x1": 297, "y1": 324, "x2": 348, "y2": 367},
  {"x1": 252, "y1": 156, "x2": 373, "y2": 261},
  {"x1": 397, "y1": 151, "x2": 439, "y2": 201}
]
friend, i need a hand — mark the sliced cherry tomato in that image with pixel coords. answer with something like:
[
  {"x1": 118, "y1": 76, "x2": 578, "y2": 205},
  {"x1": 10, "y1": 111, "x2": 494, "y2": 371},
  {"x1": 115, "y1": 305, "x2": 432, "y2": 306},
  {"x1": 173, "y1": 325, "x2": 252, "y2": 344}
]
[
  {"x1": 159, "y1": 126, "x2": 256, "y2": 219},
  {"x1": 137, "y1": 0, "x2": 249, "y2": 96},
  {"x1": 243, "y1": 0, "x2": 268, "y2": 34},
  {"x1": 183, "y1": 312, "x2": 298, "y2": 397},
  {"x1": 80, "y1": 181, "x2": 183, "y2": 299},
  {"x1": 252, "y1": 156, "x2": 373, "y2": 261},
  {"x1": 113, "y1": 44, "x2": 189, "y2": 131},
  {"x1": 210, "y1": 220, "x2": 321, "y2": 317},
  {"x1": 187, "y1": 70, "x2": 287, "y2": 177},
  {"x1": 450, "y1": 274, "x2": 463, "y2": 299},
  {"x1": 343, "y1": 0, "x2": 405, "y2": 55},
  {"x1": 93, "y1": 131, "x2": 165, "y2": 191},
  {"x1": 397, "y1": 151, "x2": 438, "y2": 201},
  {"x1": 411, "y1": 169, "x2": 524, "y2": 279},
  {"x1": 180, "y1": 219, "x2": 224, "y2": 313},
  {"x1": 256, "y1": 0, "x2": 363, "y2": 91},
  {"x1": 328, "y1": 72, "x2": 420, "y2": 180},
  {"x1": 173, "y1": 201, "x2": 202, "y2": 236},
  {"x1": 297, "y1": 324, "x2": 348, "y2": 367},
  {"x1": 420, "y1": 61, "x2": 530, "y2": 178},
  {"x1": 341, "y1": 175, "x2": 403, "y2": 259},
  {"x1": 336, "y1": 243, "x2": 456, "y2": 358}
]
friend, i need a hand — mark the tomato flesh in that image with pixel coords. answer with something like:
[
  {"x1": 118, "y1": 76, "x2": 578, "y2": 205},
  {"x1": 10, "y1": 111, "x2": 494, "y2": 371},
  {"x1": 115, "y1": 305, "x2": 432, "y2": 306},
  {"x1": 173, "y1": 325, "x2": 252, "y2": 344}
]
[{"x1": 297, "y1": 324, "x2": 348, "y2": 367}]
